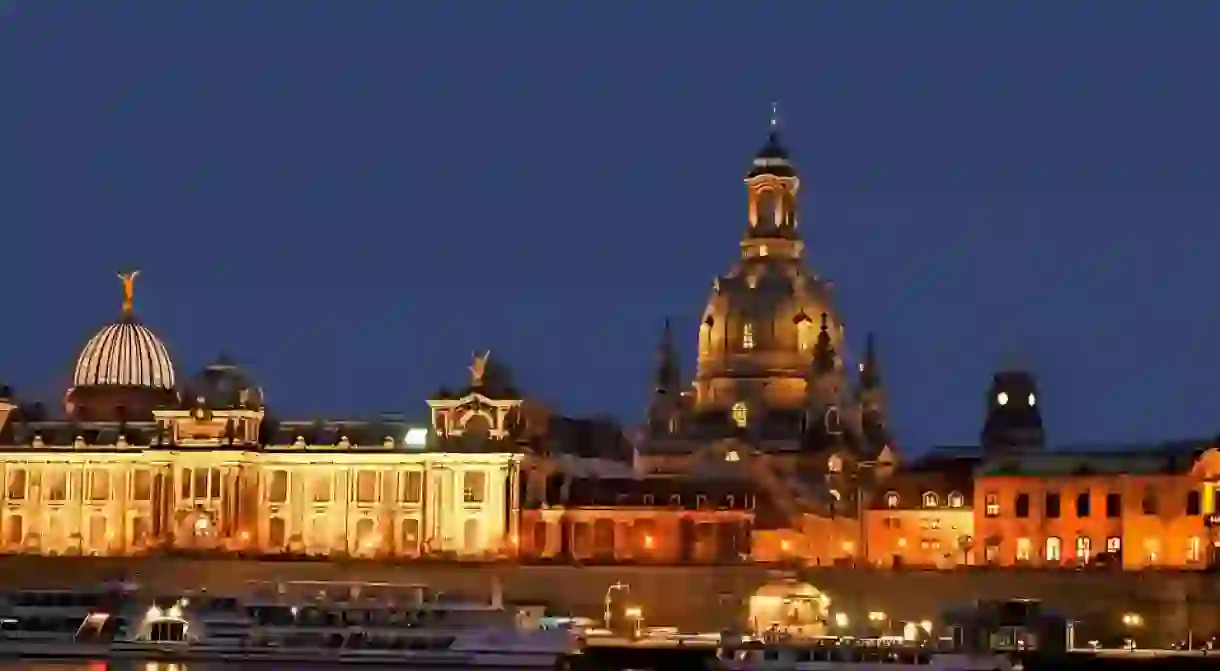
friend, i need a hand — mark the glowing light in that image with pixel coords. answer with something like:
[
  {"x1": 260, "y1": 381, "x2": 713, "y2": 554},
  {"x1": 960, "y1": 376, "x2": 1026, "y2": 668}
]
[
  {"x1": 1122, "y1": 613, "x2": 1143, "y2": 627},
  {"x1": 1028, "y1": 393, "x2": 1036, "y2": 406},
  {"x1": 780, "y1": 539, "x2": 790, "y2": 551},
  {"x1": 841, "y1": 540, "x2": 854, "y2": 553},
  {"x1": 624, "y1": 606, "x2": 643, "y2": 619},
  {"x1": 834, "y1": 612, "x2": 849, "y2": 628},
  {"x1": 404, "y1": 428, "x2": 429, "y2": 447},
  {"x1": 643, "y1": 535, "x2": 654, "y2": 549},
  {"x1": 919, "y1": 620, "x2": 933, "y2": 633},
  {"x1": 194, "y1": 517, "x2": 209, "y2": 532},
  {"x1": 997, "y1": 392, "x2": 1009, "y2": 406}
]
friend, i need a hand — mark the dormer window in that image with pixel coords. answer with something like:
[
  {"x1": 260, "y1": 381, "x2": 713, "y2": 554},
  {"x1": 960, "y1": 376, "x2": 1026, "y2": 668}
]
[
  {"x1": 922, "y1": 491, "x2": 939, "y2": 508},
  {"x1": 885, "y1": 491, "x2": 899, "y2": 508},
  {"x1": 742, "y1": 323, "x2": 755, "y2": 350},
  {"x1": 948, "y1": 491, "x2": 965, "y2": 508}
]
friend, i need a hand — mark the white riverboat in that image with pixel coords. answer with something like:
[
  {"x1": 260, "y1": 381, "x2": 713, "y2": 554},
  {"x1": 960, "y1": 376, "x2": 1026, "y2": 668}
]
[
  {"x1": 0, "y1": 579, "x2": 580, "y2": 668},
  {"x1": 714, "y1": 638, "x2": 1015, "y2": 671}
]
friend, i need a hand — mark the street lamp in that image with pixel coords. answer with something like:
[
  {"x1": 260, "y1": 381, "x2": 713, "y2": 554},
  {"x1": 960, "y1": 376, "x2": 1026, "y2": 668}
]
[{"x1": 604, "y1": 582, "x2": 629, "y2": 630}]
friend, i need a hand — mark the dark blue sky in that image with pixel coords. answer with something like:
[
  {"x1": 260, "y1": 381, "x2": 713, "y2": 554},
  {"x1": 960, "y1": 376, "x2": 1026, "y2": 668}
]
[{"x1": 3, "y1": 2, "x2": 1218, "y2": 451}]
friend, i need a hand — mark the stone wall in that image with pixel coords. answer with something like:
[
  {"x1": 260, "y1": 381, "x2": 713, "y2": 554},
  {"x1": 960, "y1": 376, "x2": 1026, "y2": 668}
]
[{"x1": 0, "y1": 557, "x2": 1213, "y2": 647}]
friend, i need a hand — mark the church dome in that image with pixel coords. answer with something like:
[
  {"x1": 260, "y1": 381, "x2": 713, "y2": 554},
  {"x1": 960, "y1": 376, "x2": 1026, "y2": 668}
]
[
  {"x1": 185, "y1": 355, "x2": 263, "y2": 410},
  {"x1": 73, "y1": 316, "x2": 175, "y2": 390},
  {"x1": 65, "y1": 272, "x2": 177, "y2": 421},
  {"x1": 691, "y1": 121, "x2": 844, "y2": 416}
]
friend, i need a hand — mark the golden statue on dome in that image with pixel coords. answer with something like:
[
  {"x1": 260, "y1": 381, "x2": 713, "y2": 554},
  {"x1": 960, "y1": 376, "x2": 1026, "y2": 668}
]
[
  {"x1": 469, "y1": 350, "x2": 491, "y2": 388},
  {"x1": 117, "y1": 270, "x2": 140, "y2": 314}
]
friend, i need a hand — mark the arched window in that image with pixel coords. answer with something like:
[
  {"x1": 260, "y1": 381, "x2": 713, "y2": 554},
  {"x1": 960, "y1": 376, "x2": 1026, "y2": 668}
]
[
  {"x1": 699, "y1": 318, "x2": 713, "y2": 355},
  {"x1": 947, "y1": 491, "x2": 965, "y2": 508},
  {"x1": 742, "y1": 323, "x2": 755, "y2": 350},
  {"x1": 797, "y1": 319, "x2": 816, "y2": 353},
  {"x1": 922, "y1": 491, "x2": 939, "y2": 508},
  {"x1": 731, "y1": 402, "x2": 748, "y2": 428},
  {"x1": 885, "y1": 492, "x2": 899, "y2": 508}
]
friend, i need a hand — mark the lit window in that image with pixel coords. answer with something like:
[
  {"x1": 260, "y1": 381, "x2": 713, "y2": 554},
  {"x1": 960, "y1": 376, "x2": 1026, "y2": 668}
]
[
  {"x1": 1106, "y1": 536, "x2": 1121, "y2": 554},
  {"x1": 1028, "y1": 393, "x2": 1037, "y2": 406},
  {"x1": 1189, "y1": 537, "x2": 1202, "y2": 562},
  {"x1": 759, "y1": 245, "x2": 769, "y2": 257},
  {"x1": 1016, "y1": 537, "x2": 1031, "y2": 561},
  {"x1": 742, "y1": 323, "x2": 755, "y2": 350},
  {"x1": 827, "y1": 454, "x2": 843, "y2": 473},
  {"x1": 797, "y1": 320, "x2": 815, "y2": 352},
  {"x1": 922, "y1": 492, "x2": 939, "y2": 508},
  {"x1": 725, "y1": 450, "x2": 740, "y2": 462},
  {"x1": 984, "y1": 493, "x2": 999, "y2": 517},
  {"x1": 1046, "y1": 536, "x2": 1062, "y2": 561},
  {"x1": 1076, "y1": 536, "x2": 1091, "y2": 563},
  {"x1": 947, "y1": 491, "x2": 964, "y2": 508},
  {"x1": 731, "y1": 402, "x2": 748, "y2": 428},
  {"x1": 885, "y1": 492, "x2": 899, "y2": 508}
]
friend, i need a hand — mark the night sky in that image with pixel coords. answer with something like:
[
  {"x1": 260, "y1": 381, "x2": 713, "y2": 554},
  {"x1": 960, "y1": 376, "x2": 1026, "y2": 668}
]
[{"x1": 2, "y1": 3, "x2": 1218, "y2": 452}]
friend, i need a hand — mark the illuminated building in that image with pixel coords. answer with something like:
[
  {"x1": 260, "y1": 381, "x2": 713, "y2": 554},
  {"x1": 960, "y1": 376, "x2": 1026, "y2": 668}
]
[{"x1": 0, "y1": 275, "x2": 522, "y2": 559}]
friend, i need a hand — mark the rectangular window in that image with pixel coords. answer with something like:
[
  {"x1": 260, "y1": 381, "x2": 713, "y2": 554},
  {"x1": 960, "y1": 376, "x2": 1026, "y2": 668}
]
[
  {"x1": 209, "y1": 468, "x2": 222, "y2": 499},
  {"x1": 180, "y1": 469, "x2": 192, "y2": 500},
  {"x1": 88, "y1": 470, "x2": 109, "y2": 502},
  {"x1": 1014, "y1": 493, "x2": 1029, "y2": 518},
  {"x1": 6, "y1": 469, "x2": 25, "y2": 501},
  {"x1": 5, "y1": 515, "x2": 22, "y2": 546},
  {"x1": 311, "y1": 474, "x2": 332, "y2": 503},
  {"x1": 1075, "y1": 490, "x2": 1091, "y2": 517},
  {"x1": 400, "y1": 471, "x2": 423, "y2": 504},
  {"x1": 1106, "y1": 536, "x2": 1122, "y2": 554},
  {"x1": 1046, "y1": 537, "x2": 1062, "y2": 561},
  {"x1": 1106, "y1": 493, "x2": 1121, "y2": 518},
  {"x1": 1016, "y1": 537, "x2": 1031, "y2": 561},
  {"x1": 1076, "y1": 536, "x2": 1091, "y2": 562},
  {"x1": 463, "y1": 471, "x2": 486, "y2": 504},
  {"x1": 131, "y1": 470, "x2": 152, "y2": 501},
  {"x1": 46, "y1": 471, "x2": 67, "y2": 502},
  {"x1": 355, "y1": 471, "x2": 377, "y2": 504},
  {"x1": 1141, "y1": 491, "x2": 1158, "y2": 516},
  {"x1": 268, "y1": 470, "x2": 289, "y2": 503},
  {"x1": 401, "y1": 518, "x2": 420, "y2": 554},
  {"x1": 984, "y1": 493, "x2": 1000, "y2": 517},
  {"x1": 1188, "y1": 490, "x2": 1202, "y2": 516},
  {"x1": 1189, "y1": 536, "x2": 1202, "y2": 562},
  {"x1": 1045, "y1": 493, "x2": 1060, "y2": 518},
  {"x1": 193, "y1": 469, "x2": 208, "y2": 500},
  {"x1": 89, "y1": 515, "x2": 107, "y2": 548}
]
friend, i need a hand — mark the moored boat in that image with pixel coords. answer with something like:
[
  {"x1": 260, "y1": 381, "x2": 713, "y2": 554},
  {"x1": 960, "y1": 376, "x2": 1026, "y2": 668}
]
[{"x1": 0, "y1": 579, "x2": 581, "y2": 668}]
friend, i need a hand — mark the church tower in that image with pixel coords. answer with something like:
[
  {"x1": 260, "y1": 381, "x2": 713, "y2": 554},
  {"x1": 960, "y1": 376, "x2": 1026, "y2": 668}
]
[
  {"x1": 693, "y1": 107, "x2": 843, "y2": 436},
  {"x1": 981, "y1": 368, "x2": 1045, "y2": 453}
]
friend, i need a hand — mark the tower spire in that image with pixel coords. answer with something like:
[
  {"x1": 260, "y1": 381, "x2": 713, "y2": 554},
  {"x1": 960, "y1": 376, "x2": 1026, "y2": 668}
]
[
  {"x1": 654, "y1": 318, "x2": 679, "y2": 395},
  {"x1": 858, "y1": 332, "x2": 881, "y2": 391},
  {"x1": 812, "y1": 313, "x2": 836, "y2": 376}
]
